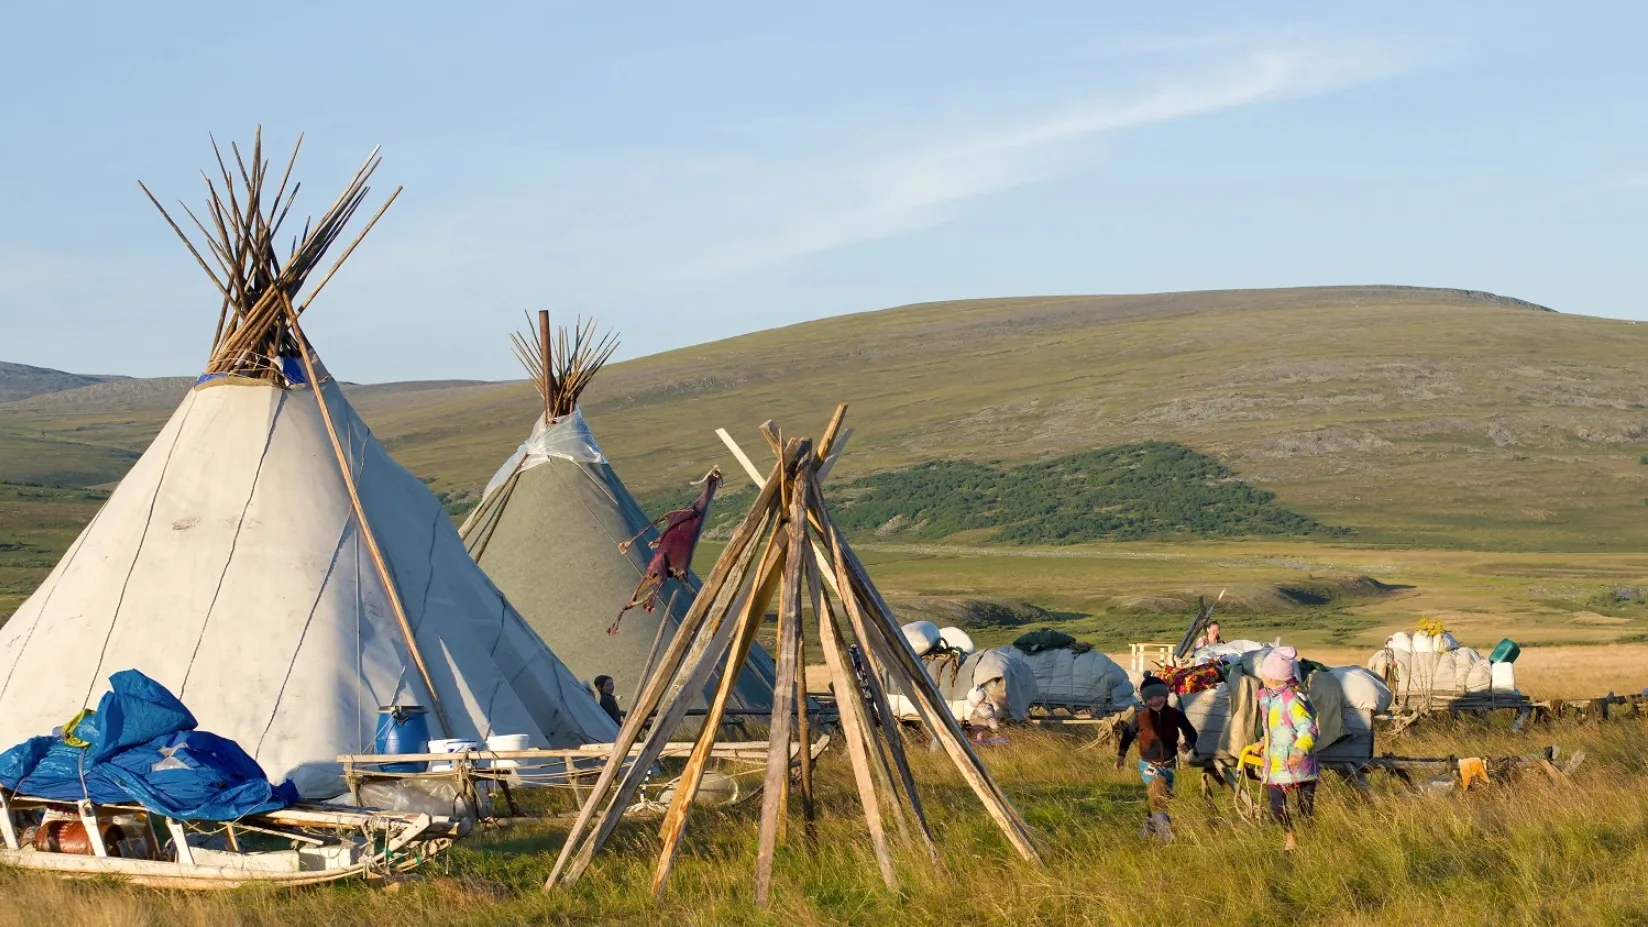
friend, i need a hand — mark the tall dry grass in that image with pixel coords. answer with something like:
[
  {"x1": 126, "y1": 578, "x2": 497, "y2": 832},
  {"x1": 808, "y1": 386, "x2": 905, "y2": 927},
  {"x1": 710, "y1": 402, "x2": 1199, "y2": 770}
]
[{"x1": 2, "y1": 718, "x2": 1646, "y2": 926}]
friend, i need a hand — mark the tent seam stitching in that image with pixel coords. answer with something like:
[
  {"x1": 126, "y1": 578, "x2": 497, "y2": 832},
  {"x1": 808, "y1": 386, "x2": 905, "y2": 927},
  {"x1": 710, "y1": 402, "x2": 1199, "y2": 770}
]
[{"x1": 82, "y1": 397, "x2": 197, "y2": 705}]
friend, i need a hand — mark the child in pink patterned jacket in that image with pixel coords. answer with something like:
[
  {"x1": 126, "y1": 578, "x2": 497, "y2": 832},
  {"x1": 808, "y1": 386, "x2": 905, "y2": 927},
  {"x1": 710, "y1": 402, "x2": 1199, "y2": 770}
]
[{"x1": 1257, "y1": 646, "x2": 1319, "y2": 852}]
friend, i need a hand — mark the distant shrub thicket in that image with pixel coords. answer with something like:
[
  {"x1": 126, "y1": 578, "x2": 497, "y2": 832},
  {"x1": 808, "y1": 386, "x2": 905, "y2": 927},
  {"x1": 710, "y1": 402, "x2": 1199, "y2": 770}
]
[
  {"x1": 635, "y1": 442, "x2": 1343, "y2": 545},
  {"x1": 832, "y1": 443, "x2": 1343, "y2": 544}
]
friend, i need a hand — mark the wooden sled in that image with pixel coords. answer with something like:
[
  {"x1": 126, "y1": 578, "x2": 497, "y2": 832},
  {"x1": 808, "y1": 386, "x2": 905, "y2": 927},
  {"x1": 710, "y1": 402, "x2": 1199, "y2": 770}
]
[
  {"x1": 0, "y1": 788, "x2": 464, "y2": 889},
  {"x1": 1378, "y1": 691, "x2": 1648, "y2": 734},
  {"x1": 1201, "y1": 743, "x2": 1584, "y2": 821},
  {"x1": 337, "y1": 732, "x2": 836, "y2": 818}
]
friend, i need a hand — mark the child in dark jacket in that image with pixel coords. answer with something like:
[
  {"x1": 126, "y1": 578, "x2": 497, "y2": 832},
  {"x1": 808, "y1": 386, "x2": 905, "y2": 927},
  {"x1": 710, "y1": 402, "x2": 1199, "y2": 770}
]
[{"x1": 1115, "y1": 675, "x2": 1198, "y2": 844}]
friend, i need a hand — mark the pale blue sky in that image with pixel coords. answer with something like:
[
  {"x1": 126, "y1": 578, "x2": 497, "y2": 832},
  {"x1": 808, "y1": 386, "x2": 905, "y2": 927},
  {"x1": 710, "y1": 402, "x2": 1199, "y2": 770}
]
[{"x1": 2, "y1": 2, "x2": 1644, "y2": 381}]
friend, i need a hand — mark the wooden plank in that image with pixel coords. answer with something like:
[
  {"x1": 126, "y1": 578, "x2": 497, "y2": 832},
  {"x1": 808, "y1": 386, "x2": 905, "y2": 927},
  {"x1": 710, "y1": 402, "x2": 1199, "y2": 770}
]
[
  {"x1": 755, "y1": 462, "x2": 810, "y2": 907},
  {"x1": 78, "y1": 801, "x2": 108, "y2": 858},
  {"x1": 0, "y1": 789, "x2": 18, "y2": 851},
  {"x1": 165, "y1": 818, "x2": 194, "y2": 867},
  {"x1": 716, "y1": 428, "x2": 766, "y2": 486},
  {"x1": 815, "y1": 404, "x2": 849, "y2": 461},
  {"x1": 561, "y1": 569, "x2": 756, "y2": 886},
  {"x1": 812, "y1": 550, "x2": 899, "y2": 892},
  {"x1": 808, "y1": 553, "x2": 913, "y2": 851},
  {"x1": 546, "y1": 454, "x2": 788, "y2": 889},
  {"x1": 794, "y1": 574, "x2": 815, "y2": 827},
  {"x1": 821, "y1": 511, "x2": 1041, "y2": 862},
  {"x1": 825, "y1": 562, "x2": 937, "y2": 862},
  {"x1": 816, "y1": 429, "x2": 853, "y2": 483},
  {"x1": 651, "y1": 526, "x2": 788, "y2": 899},
  {"x1": 553, "y1": 479, "x2": 792, "y2": 888}
]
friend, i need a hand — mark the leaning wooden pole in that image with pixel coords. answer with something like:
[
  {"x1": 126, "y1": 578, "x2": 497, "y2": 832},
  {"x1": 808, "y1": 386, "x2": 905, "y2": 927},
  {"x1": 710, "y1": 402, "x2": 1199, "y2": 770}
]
[
  {"x1": 825, "y1": 519, "x2": 1039, "y2": 860},
  {"x1": 809, "y1": 552, "x2": 899, "y2": 891},
  {"x1": 651, "y1": 530, "x2": 789, "y2": 898},
  {"x1": 754, "y1": 452, "x2": 810, "y2": 906},
  {"x1": 538, "y1": 309, "x2": 553, "y2": 421},
  {"x1": 282, "y1": 300, "x2": 451, "y2": 736},
  {"x1": 547, "y1": 450, "x2": 794, "y2": 889},
  {"x1": 552, "y1": 407, "x2": 1041, "y2": 904}
]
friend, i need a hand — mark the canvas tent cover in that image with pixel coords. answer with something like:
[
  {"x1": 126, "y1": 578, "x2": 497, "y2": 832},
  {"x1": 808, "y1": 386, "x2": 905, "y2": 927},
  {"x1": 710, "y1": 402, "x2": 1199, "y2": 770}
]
[
  {"x1": 0, "y1": 378, "x2": 618, "y2": 798},
  {"x1": 464, "y1": 412, "x2": 776, "y2": 713},
  {"x1": 889, "y1": 647, "x2": 1038, "y2": 722},
  {"x1": 1018, "y1": 647, "x2": 1134, "y2": 713}
]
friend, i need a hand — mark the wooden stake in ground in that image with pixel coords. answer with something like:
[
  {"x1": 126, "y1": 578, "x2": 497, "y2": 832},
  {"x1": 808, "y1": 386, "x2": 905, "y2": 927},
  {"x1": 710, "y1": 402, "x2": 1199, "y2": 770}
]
[{"x1": 545, "y1": 405, "x2": 1041, "y2": 905}]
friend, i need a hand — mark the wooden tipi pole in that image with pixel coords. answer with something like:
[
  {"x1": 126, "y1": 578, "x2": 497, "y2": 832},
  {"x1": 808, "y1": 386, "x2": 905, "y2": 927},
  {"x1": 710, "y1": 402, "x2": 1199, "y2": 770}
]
[
  {"x1": 538, "y1": 310, "x2": 553, "y2": 421},
  {"x1": 281, "y1": 300, "x2": 451, "y2": 736},
  {"x1": 550, "y1": 408, "x2": 1042, "y2": 906}
]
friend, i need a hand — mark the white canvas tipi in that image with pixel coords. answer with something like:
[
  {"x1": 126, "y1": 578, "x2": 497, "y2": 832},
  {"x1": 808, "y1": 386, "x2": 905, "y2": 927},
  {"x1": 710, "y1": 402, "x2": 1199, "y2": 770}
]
[{"x1": 0, "y1": 134, "x2": 617, "y2": 797}]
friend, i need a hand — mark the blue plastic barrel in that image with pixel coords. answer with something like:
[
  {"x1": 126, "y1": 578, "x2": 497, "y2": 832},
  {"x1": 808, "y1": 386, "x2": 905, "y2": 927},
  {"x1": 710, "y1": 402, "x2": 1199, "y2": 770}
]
[
  {"x1": 374, "y1": 706, "x2": 429, "y2": 773},
  {"x1": 1489, "y1": 638, "x2": 1521, "y2": 664}
]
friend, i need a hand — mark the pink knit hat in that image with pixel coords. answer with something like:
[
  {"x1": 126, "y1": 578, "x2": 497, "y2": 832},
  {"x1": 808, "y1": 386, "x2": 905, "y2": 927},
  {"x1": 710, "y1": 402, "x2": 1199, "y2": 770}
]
[{"x1": 1259, "y1": 646, "x2": 1299, "y2": 683}]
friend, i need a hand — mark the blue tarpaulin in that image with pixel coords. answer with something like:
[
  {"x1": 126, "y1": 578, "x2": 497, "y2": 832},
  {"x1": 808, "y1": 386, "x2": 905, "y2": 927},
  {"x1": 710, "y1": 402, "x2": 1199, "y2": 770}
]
[{"x1": 0, "y1": 670, "x2": 299, "y2": 821}]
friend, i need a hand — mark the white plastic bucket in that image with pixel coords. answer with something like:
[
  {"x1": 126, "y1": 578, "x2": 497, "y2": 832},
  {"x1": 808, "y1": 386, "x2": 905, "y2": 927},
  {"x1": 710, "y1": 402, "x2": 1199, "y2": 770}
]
[
  {"x1": 1491, "y1": 662, "x2": 1517, "y2": 694},
  {"x1": 485, "y1": 734, "x2": 530, "y2": 769},
  {"x1": 427, "y1": 738, "x2": 477, "y2": 772}
]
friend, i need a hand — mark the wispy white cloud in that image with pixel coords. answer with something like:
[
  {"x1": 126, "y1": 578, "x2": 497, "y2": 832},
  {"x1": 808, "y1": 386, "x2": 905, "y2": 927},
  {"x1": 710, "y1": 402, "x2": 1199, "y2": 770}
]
[
  {"x1": 306, "y1": 30, "x2": 1435, "y2": 378},
  {"x1": 659, "y1": 40, "x2": 1427, "y2": 283}
]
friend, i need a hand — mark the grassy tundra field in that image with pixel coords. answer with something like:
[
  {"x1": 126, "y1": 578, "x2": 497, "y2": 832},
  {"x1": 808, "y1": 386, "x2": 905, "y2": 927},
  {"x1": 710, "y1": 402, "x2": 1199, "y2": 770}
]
[
  {"x1": 4, "y1": 286, "x2": 1648, "y2": 923},
  {"x1": 1, "y1": 720, "x2": 1645, "y2": 926}
]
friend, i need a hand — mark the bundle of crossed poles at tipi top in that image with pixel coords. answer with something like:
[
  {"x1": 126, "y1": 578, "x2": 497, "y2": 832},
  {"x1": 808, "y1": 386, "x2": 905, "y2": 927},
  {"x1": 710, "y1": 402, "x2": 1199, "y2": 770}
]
[
  {"x1": 140, "y1": 127, "x2": 400, "y2": 383},
  {"x1": 509, "y1": 310, "x2": 620, "y2": 420},
  {"x1": 546, "y1": 405, "x2": 1041, "y2": 906},
  {"x1": 135, "y1": 133, "x2": 452, "y2": 737}
]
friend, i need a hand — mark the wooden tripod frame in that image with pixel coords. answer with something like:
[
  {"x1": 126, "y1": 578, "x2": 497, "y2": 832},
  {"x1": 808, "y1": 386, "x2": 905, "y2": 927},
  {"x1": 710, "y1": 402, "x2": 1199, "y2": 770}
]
[{"x1": 544, "y1": 405, "x2": 1040, "y2": 906}]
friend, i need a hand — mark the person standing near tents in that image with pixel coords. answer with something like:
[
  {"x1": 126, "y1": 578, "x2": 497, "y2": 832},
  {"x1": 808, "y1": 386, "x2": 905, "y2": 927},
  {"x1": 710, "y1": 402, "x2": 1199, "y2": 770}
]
[
  {"x1": 1257, "y1": 646, "x2": 1320, "y2": 852},
  {"x1": 1115, "y1": 675, "x2": 1197, "y2": 843},
  {"x1": 1194, "y1": 621, "x2": 1223, "y2": 650},
  {"x1": 593, "y1": 675, "x2": 623, "y2": 724}
]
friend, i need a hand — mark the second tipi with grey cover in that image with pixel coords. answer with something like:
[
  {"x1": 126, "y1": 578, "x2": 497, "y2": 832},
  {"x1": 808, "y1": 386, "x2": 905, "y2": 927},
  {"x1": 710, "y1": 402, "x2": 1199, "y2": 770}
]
[{"x1": 458, "y1": 315, "x2": 776, "y2": 716}]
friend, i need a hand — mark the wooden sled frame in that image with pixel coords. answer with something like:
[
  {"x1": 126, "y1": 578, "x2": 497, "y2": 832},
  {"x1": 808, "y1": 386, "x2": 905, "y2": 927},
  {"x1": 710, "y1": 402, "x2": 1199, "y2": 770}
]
[
  {"x1": 1378, "y1": 692, "x2": 1648, "y2": 735},
  {"x1": 337, "y1": 734, "x2": 835, "y2": 818},
  {"x1": 0, "y1": 788, "x2": 462, "y2": 889},
  {"x1": 1196, "y1": 743, "x2": 1585, "y2": 822}
]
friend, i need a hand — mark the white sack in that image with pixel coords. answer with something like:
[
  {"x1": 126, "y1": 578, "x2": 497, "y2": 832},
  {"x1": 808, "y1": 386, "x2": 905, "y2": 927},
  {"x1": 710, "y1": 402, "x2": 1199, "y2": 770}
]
[
  {"x1": 1019, "y1": 646, "x2": 1132, "y2": 712},
  {"x1": 901, "y1": 621, "x2": 942, "y2": 657},
  {"x1": 1193, "y1": 639, "x2": 1267, "y2": 664},
  {"x1": 1329, "y1": 665, "x2": 1392, "y2": 713},
  {"x1": 938, "y1": 627, "x2": 976, "y2": 655}
]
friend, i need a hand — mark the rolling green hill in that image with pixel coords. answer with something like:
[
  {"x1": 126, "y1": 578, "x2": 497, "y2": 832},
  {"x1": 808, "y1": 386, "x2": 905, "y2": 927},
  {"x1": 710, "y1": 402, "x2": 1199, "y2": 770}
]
[{"x1": 5, "y1": 285, "x2": 1648, "y2": 558}]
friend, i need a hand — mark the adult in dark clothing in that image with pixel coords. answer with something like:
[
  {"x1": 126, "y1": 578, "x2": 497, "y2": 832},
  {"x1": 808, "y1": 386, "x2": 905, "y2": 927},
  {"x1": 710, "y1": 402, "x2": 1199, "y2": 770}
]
[
  {"x1": 1115, "y1": 675, "x2": 1198, "y2": 844},
  {"x1": 594, "y1": 674, "x2": 623, "y2": 724}
]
